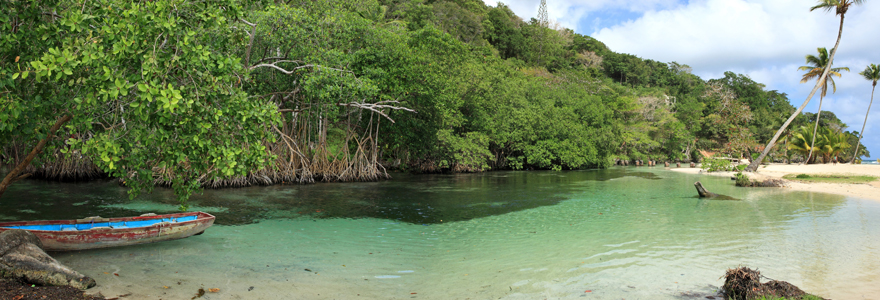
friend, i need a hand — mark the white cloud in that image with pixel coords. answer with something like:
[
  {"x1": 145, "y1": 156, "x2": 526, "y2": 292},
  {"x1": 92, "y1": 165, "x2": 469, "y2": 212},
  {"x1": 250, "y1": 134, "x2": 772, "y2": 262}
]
[
  {"x1": 594, "y1": 0, "x2": 839, "y2": 72},
  {"x1": 481, "y1": 0, "x2": 683, "y2": 32}
]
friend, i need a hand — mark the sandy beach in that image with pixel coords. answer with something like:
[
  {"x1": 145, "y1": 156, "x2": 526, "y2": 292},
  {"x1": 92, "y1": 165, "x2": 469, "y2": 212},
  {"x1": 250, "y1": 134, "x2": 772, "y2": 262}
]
[{"x1": 671, "y1": 163, "x2": 880, "y2": 202}]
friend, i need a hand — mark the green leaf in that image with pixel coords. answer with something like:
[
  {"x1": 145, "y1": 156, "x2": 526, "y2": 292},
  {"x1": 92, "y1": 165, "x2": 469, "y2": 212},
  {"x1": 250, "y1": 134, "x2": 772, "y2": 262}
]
[{"x1": 12, "y1": 72, "x2": 19, "y2": 79}]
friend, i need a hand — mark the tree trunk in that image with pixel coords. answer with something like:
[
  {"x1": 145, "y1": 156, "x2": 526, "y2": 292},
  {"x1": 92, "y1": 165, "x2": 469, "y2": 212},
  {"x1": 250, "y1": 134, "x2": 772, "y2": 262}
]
[
  {"x1": 851, "y1": 83, "x2": 876, "y2": 163},
  {"x1": 807, "y1": 94, "x2": 825, "y2": 164},
  {"x1": 0, "y1": 115, "x2": 72, "y2": 198},
  {"x1": 695, "y1": 181, "x2": 716, "y2": 198},
  {"x1": 747, "y1": 14, "x2": 845, "y2": 172}
]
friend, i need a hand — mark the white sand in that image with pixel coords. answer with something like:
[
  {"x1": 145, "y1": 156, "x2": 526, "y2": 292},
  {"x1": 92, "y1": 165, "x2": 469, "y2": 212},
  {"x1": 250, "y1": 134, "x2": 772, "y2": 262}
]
[{"x1": 670, "y1": 163, "x2": 880, "y2": 201}]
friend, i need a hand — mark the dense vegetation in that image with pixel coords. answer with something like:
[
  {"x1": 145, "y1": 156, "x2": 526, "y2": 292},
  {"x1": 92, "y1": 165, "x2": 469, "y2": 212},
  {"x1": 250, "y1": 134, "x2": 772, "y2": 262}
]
[{"x1": 0, "y1": 0, "x2": 871, "y2": 206}]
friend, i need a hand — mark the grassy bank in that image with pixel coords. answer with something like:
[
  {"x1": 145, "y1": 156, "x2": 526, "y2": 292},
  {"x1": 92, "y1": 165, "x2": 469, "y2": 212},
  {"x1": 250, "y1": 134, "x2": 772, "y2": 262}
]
[
  {"x1": 754, "y1": 295, "x2": 825, "y2": 300},
  {"x1": 782, "y1": 173, "x2": 878, "y2": 184}
]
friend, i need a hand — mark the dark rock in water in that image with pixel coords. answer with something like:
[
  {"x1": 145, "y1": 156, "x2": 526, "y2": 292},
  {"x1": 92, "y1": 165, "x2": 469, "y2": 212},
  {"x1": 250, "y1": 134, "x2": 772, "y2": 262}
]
[
  {"x1": 722, "y1": 267, "x2": 824, "y2": 300},
  {"x1": 0, "y1": 230, "x2": 96, "y2": 290}
]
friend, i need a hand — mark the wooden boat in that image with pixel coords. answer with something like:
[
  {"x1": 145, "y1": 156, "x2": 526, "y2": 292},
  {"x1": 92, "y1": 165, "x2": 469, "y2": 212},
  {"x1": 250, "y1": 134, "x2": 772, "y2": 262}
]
[{"x1": 0, "y1": 212, "x2": 215, "y2": 251}]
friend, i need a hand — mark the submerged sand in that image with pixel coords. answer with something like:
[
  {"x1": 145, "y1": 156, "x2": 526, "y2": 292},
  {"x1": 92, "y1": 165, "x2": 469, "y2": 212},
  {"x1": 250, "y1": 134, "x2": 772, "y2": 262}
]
[{"x1": 671, "y1": 163, "x2": 880, "y2": 201}]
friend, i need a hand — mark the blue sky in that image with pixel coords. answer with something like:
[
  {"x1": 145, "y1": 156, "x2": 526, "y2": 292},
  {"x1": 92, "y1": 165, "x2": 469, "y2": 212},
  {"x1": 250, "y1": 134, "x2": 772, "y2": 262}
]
[{"x1": 482, "y1": 0, "x2": 880, "y2": 159}]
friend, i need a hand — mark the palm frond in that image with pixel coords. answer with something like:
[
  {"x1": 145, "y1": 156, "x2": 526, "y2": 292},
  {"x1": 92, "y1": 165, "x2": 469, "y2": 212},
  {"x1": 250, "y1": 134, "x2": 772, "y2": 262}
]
[
  {"x1": 810, "y1": 0, "x2": 836, "y2": 12},
  {"x1": 799, "y1": 47, "x2": 846, "y2": 96},
  {"x1": 828, "y1": 76, "x2": 837, "y2": 93},
  {"x1": 797, "y1": 66, "x2": 814, "y2": 72},
  {"x1": 860, "y1": 64, "x2": 880, "y2": 83},
  {"x1": 831, "y1": 66, "x2": 850, "y2": 73}
]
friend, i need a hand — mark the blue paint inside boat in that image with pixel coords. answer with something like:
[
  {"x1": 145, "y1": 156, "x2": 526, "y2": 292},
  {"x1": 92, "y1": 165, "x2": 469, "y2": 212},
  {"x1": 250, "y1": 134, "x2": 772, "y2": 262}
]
[{"x1": 2, "y1": 215, "x2": 198, "y2": 231}]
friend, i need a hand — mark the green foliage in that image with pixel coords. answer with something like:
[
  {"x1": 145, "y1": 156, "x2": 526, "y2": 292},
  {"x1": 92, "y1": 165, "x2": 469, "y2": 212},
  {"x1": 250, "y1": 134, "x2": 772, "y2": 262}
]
[
  {"x1": 702, "y1": 157, "x2": 734, "y2": 172},
  {"x1": 483, "y1": 4, "x2": 525, "y2": 60},
  {"x1": 1, "y1": 0, "x2": 280, "y2": 209},
  {"x1": 432, "y1": 1, "x2": 484, "y2": 45},
  {"x1": 796, "y1": 174, "x2": 811, "y2": 179},
  {"x1": 734, "y1": 172, "x2": 751, "y2": 187},
  {"x1": 437, "y1": 130, "x2": 493, "y2": 171},
  {"x1": 787, "y1": 125, "x2": 855, "y2": 164},
  {"x1": 788, "y1": 126, "x2": 820, "y2": 163}
]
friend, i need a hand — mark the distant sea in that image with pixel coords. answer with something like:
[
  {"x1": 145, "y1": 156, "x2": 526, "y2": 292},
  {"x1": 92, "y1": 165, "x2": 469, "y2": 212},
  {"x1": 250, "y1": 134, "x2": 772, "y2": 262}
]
[{"x1": 863, "y1": 159, "x2": 878, "y2": 164}]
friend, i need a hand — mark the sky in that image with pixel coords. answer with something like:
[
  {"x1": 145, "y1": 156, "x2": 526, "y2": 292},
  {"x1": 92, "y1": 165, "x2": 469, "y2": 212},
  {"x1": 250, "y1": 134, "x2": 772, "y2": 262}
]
[{"x1": 481, "y1": 0, "x2": 880, "y2": 159}]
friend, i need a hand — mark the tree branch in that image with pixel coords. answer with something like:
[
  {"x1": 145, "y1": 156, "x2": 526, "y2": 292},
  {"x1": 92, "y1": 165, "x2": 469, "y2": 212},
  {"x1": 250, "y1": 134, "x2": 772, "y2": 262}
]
[
  {"x1": 337, "y1": 100, "x2": 416, "y2": 123},
  {"x1": 248, "y1": 61, "x2": 351, "y2": 74},
  {"x1": 240, "y1": 19, "x2": 257, "y2": 68},
  {"x1": 0, "y1": 114, "x2": 73, "y2": 198}
]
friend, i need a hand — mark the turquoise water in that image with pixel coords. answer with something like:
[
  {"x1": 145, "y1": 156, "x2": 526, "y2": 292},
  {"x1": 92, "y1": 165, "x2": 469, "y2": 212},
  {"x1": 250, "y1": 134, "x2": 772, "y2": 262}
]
[{"x1": 3, "y1": 168, "x2": 880, "y2": 299}]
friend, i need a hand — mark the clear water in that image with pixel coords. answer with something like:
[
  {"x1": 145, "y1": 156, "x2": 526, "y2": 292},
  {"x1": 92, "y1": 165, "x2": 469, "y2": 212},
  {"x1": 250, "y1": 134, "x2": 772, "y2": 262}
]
[{"x1": 3, "y1": 168, "x2": 880, "y2": 299}]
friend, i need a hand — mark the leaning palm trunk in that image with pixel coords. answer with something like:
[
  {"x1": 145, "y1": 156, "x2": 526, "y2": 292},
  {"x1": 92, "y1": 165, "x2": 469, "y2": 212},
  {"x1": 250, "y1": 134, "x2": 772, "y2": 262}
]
[
  {"x1": 851, "y1": 83, "x2": 875, "y2": 163},
  {"x1": 807, "y1": 95, "x2": 825, "y2": 164},
  {"x1": 747, "y1": 14, "x2": 845, "y2": 172}
]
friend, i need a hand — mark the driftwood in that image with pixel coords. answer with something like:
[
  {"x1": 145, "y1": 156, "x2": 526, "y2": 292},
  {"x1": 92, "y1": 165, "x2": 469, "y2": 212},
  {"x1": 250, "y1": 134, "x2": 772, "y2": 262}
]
[{"x1": 695, "y1": 181, "x2": 716, "y2": 197}]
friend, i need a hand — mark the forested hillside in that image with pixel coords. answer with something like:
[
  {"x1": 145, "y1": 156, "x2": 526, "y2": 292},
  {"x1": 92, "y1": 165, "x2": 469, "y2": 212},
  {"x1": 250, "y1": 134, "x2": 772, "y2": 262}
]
[{"x1": 0, "y1": 0, "x2": 870, "y2": 204}]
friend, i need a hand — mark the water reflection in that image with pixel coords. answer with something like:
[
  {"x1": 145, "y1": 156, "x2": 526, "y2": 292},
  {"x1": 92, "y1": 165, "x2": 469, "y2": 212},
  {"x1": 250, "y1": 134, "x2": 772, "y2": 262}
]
[{"x1": 2, "y1": 168, "x2": 661, "y2": 225}]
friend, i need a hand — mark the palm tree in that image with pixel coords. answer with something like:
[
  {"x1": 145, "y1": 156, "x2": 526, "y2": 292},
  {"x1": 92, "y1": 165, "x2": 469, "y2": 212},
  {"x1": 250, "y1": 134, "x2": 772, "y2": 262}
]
[
  {"x1": 789, "y1": 126, "x2": 819, "y2": 164},
  {"x1": 819, "y1": 127, "x2": 850, "y2": 163},
  {"x1": 798, "y1": 47, "x2": 849, "y2": 163},
  {"x1": 746, "y1": 0, "x2": 865, "y2": 172},
  {"x1": 851, "y1": 64, "x2": 880, "y2": 163}
]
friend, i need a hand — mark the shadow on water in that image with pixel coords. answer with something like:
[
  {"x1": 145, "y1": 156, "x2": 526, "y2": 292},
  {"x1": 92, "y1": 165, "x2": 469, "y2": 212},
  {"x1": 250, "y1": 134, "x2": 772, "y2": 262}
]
[
  {"x1": 1, "y1": 168, "x2": 661, "y2": 225},
  {"x1": 690, "y1": 195, "x2": 740, "y2": 201}
]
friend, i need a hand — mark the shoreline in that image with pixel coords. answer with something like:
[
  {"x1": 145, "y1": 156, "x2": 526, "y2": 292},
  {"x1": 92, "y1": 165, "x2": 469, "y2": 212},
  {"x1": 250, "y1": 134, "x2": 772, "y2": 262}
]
[{"x1": 669, "y1": 163, "x2": 880, "y2": 202}]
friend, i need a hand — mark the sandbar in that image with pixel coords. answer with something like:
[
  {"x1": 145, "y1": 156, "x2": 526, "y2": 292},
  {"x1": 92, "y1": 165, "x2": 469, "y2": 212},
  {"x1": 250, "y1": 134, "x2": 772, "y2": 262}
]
[{"x1": 669, "y1": 163, "x2": 880, "y2": 202}]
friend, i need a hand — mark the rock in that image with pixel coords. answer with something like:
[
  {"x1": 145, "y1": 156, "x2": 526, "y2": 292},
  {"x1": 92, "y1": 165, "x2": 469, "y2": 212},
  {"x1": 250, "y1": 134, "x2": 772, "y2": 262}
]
[
  {"x1": 722, "y1": 267, "x2": 823, "y2": 300},
  {"x1": 0, "y1": 230, "x2": 95, "y2": 290},
  {"x1": 734, "y1": 173, "x2": 787, "y2": 187}
]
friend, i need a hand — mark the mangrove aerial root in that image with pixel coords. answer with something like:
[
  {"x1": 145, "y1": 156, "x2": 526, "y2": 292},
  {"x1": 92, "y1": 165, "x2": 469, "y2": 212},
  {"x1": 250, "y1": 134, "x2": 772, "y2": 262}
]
[{"x1": 722, "y1": 267, "x2": 824, "y2": 300}]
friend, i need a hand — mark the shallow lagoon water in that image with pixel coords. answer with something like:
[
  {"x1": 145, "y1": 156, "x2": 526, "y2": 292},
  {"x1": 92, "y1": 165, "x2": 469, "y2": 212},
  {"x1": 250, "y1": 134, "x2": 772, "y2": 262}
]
[{"x1": 3, "y1": 167, "x2": 880, "y2": 299}]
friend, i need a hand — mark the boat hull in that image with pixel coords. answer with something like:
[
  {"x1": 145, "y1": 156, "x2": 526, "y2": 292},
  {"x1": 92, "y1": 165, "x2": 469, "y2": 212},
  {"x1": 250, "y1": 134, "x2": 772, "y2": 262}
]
[{"x1": 0, "y1": 212, "x2": 215, "y2": 251}]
